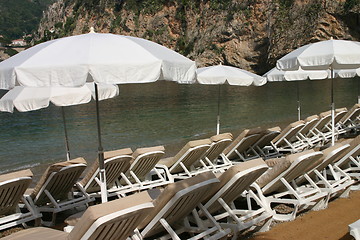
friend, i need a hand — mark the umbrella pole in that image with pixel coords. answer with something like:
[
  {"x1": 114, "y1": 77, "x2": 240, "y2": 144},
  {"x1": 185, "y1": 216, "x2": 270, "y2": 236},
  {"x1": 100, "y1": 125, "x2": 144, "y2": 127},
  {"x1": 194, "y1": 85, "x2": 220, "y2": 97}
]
[
  {"x1": 297, "y1": 81, "x2": 301, "y2": 121},
  {"x1": 95, "y1": 83, "x2": 108, "y2": 203},
  {"x1": 358, "y1": 75, "x2": 360, "y2": 104},
  {"x1": 61, "y1": 107, "x2": 71, "y2": 161},
  {"x1": 217, "y1": 85, "x2": 221, "y2": 135},
  {"x1": 331, "y1": 68, "x2": 335, "y2": 146}
]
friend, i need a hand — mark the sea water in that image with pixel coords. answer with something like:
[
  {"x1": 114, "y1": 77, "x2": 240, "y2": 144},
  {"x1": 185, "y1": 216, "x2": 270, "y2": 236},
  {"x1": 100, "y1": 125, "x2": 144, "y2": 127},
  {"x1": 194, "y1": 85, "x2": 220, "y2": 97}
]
[{"x1": 0, "y1": 78, "x2": 358, "y2": 177}]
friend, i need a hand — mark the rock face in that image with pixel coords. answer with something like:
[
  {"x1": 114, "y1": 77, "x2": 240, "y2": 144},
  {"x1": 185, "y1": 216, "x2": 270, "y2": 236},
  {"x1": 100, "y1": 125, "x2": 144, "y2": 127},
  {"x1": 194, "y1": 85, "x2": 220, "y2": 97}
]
[{"x1": 33, "y1": 0, "x2": 360, "y2": 74}]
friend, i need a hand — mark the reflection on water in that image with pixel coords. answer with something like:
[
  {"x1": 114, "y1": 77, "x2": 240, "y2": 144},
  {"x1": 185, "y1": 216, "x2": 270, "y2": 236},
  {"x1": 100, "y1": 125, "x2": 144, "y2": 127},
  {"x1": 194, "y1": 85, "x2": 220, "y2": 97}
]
[{"x1": 0, "y1": 78, "x2": 358, "y2": 176}]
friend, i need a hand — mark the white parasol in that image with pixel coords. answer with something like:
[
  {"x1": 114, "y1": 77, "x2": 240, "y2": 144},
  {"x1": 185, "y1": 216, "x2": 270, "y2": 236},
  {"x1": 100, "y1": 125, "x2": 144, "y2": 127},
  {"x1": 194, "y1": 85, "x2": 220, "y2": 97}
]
[{"x1": 196, "y1": 64, "x2": 266, "y2": 134}]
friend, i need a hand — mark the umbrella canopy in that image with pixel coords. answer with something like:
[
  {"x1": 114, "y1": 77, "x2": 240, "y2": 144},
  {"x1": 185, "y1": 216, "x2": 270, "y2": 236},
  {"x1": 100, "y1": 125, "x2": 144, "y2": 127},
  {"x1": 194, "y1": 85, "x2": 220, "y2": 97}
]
[
  {"x1": 196, "y1": 64, "x2": 266, "y2": 134},
  {"x1": 264, "y1": 67, "x2": 329, "y2": 120},
  {"x1": 0, "y1": 29, "x2": 196, "y2": 90},
  {"x1": 0, "y1": 83, "x2": 119, "y2": 162},
  {"x1": 0, "y1": 83, "x2": 118, "y2": 112},
  {"x1": 276, "y1": 39, "x2": 360, "y2": 71},
  {"x1": 0, "y1": 29, "x2": 197, "y2": 203},
  {"x1": 276, "y1": 39, "x2": 360, "y2": 145}
]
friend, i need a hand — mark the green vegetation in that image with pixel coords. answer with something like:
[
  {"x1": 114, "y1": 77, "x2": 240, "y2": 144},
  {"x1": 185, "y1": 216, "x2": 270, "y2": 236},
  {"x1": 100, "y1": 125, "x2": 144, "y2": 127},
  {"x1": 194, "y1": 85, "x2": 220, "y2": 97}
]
[
  {"x1": 0, "y1": 0, "x2": 56, "y2": 40},
  {"x1": 4, "y1": 48, "x2": 19, "y2": 57}
]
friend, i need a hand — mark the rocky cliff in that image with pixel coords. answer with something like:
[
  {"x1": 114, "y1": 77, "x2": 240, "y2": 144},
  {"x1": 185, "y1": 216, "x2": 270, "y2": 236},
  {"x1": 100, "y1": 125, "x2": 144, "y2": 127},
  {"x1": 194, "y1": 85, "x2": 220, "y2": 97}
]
[{"x1": 33, "y1": 0, "x2": 360, "y2": 74}]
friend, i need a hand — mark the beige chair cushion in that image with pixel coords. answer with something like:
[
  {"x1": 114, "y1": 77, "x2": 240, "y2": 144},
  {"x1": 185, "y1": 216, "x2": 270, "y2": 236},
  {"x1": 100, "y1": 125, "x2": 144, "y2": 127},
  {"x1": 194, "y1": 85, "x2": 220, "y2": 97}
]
[
  {"x1": 256, "y1": 157, "x2": 289, "y2": 188},
  {"x1": 69, "y1": 191, "x2": 154, "y2": 239},
  {"x1": 1, "y1": 227, "x2": 68, "y2": 240},
  {"x1": 79, "y1": 148, "x2": 132, "y2": 189},
  {"x1": 0, "y1": 169, "x2": 33, "y2": 183},
  {"x1": 30, "y1": 157, "x2": 86, "y2": 199},
  {"x1": 272, "y1": 120, "x2": 305, "y2": 144},
  {"x1": 132, "y1": 145, "x2": 165, "y2": 164},
  {"x1": 210, "y1": 132, "x2": 233, "y2": 143},
  {"x1": 138, "y1": 171, "x2": 217, "y2": 232}
]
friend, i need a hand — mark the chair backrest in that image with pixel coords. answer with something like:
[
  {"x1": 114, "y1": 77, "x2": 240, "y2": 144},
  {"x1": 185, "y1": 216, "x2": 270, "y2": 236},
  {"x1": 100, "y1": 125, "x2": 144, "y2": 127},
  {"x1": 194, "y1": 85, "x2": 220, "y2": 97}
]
[
  {"x1": 68, "y1": 191, "x2": 154, "y2": 240},
  {"x1": 169, "y1": 138, "x2": 212, "y2": 174},
  {"x1": 257, "y1": 150, "x2": 323, "y2": 195},
  {"x1": 0, "y1": 169, "x2": 33, "y2": 215},
  {"x1": 80, "y1": 148, "x2": 133, "y2": 193},
  {"x1": 272, "y1": 120, "x2": 305, "y2": 146},
  {"x1": 335, "y1": 135, "x2": 360, "y2": 168},
  {"x1": 203, "y1": 158, "x2": 268, "y2": 214},
  {"x1": 339, "y1": 103, "x2": 360, "y2": 125},
  {"x1": 223, "y1": 128, "x2": 264, "y2": 160},
  {"x1": 252, "y1": 126, "x2": 281, "y2": 149},
  {"x1": 139, "y1": 171, "x2": 219, "y2": 237},
  {"x1": 334, "y1": 108, "x2": 348, "y2": 124},
  {"x1": 314, "y1": 143, "x2": 350, "y2": 173},
  {"x1": 312, "y1": 110, "x2": 332, "y2": 131},
  {"x1": 298, "y1": 115, "x2": 319, "y2": 136},
  {"x1": 204, "y1": 133, "x2": 233, "y2": 162},
  {"x1": 128, "y1": 145, "x2": 165, "y2": 181},
  {"x1": 32, "y1": 158, "x2": 87, "y2": 205}
]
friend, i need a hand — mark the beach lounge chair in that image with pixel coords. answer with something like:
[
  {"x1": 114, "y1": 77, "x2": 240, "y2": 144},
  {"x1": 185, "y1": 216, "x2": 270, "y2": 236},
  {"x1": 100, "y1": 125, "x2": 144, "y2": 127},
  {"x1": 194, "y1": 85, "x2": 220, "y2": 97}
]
[
  {"x1": 253, "y1": 150, "x2": 328, "y2": 221},
  {"x1": 334, "y1": 135, "x2": 360, "y2": 185},
  {"x1": 295, "y1": 115, "x2": 320, "y2": 147},
  {"x1": 296, "y1": 143, "x2": 354, "y2": 205},
  {"x1": 199, "y1": 132, "x2": 233, "y2": 172},
  {"x1": 77, "y1": 148, "x2": 133, "y2": 198},
  {"x1": 0, "y1": 169, "x2": 41, "y2": 231},
  {"x1": 156, "y1": 138, "x2": 212, "y2": 181},
  {"x1": 2, "y1": 191, "x2": 154, "y2": 240},
  {"x1": 136, "y1": 171, "x2": 231, "y2": 239},
  {"x1": 270, "y1": 120, "x2": 306, "y2": 154},
  {"x1": 339, "y1": 103, "x2": 360, "y2": 130},
  {"x1": 118, "y1": 145, "x2": 170, "y2": 193},
  {"x1": 249, "y1": 126, "x2": 282, "y2": 159},
  {"x1": 223, "y1": 127, "x2": 264, "y2": 161},
  {"x1": 24, "y1": 158, "x2": 93, "y2": 226},
  {"x1": 200, "y1": 158, "x2": 273, "y2": 239}
]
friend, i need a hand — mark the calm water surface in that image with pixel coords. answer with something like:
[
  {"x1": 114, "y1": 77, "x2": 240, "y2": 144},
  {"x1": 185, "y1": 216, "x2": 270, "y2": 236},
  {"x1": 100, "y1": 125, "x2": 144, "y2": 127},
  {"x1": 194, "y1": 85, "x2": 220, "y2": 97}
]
[{"x1": 0, "y1": 78, "x2": 358, "y2": 177}]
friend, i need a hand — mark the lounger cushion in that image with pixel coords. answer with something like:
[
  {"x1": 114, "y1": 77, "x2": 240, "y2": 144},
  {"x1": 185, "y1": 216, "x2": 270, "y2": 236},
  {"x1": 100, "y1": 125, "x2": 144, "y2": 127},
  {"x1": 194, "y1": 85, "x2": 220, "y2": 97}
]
[
  {"x1": 203, "y1": 158, "x2": 268, "y2": 205},
  {"x1": 336, "y1": 135, "x2": 360, "y2": 168},
  {"x1": 132, "y1": 145, "x2": 165, "y2": 163},
  {"x1": 79, "y1": 148, "x2": 132, "y2": 189},
  {"x1": 210, "y1": 132, "x2": 233, "y2": 142},
  {"x1": 0, "y1": 169, "x2": 33, "y2": 215},
  {"x1": 1, "y1": 227, "x2": 68, "y2": 240},
  {"x1": 266, "y1": 126, "x2": 281, "y2": 133},
  {"x1": 69, "y1": 191, "x2": 154, "y2": 239},
  {"x1": 30, "y1": 157, "x2": 86, "y2": 199},
  {"x1": 256, "y1": 157, "x2": 289, "y2": 188},
  {"x1": 223, "y1": 127, "x2": 263, "y2": 158},
  {"x1": 264, "y1": 157, "x2": 286, "y2": 167},
  {"x1": 138, "y1": 171, "x2": 218, "y2": 230},
  {"x1": 272, "y1": 120, "x2": 305, "y2": 144},
  {"x1": 304, "y1": 115, "x2": 319, "y2": 123},
  {"x1": 158, "y1": 138, "x2": 211, "y2": 169},
  {"x1": 0, "y1": 169, "x2": 32, "y2": 183},
  {"x1": 340, "y1": 103, "x2": 360, "y2": 123},
  {"x1": 319, "y1": 110, "x2": 331, "y2": 118}
]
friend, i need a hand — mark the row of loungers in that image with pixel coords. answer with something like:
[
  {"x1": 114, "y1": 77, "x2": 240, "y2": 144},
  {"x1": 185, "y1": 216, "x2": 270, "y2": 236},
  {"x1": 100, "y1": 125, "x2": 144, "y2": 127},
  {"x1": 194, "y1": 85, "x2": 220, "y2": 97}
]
[{"x1": 1, "y1": 104, "x2": 360, "y2": 239}]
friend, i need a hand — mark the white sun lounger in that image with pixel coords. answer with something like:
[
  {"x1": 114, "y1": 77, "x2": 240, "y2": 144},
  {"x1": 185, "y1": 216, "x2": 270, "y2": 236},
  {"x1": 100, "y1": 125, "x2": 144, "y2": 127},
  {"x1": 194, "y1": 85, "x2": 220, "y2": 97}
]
[
  {"x1": 3, "y1": 191, "x2": 154, "y2": 240},
  {"x1": 24, "y1": 158, "x2": 93, "y2": 226},
  {"x1": 156, "y1": 138, "x2": 212, "y2": 181},
  {"x1": 339, "y1": 104, "x2": 360, "y2": 133},
  {"x1": 223, "y1": 127, "x2": 264, "y2": 161},
  {"x1": 117, "y1": 145, "x2": 170, "y2": 194},
  {"x1": 77, "y1": 148, "x2": 133, "y2": 198},
  {"x1": 249, "y1": 126, "x2": 281, "y2": 159},
  {"x1": 136, "y1": 171, "x2": 231, "y2": 240},
  {"x1": 201, "y1": 158, "x2": 273, "y2": 239},
  {"x1": 253, "y1": 150, "x2": 328, "y2": 221},
  {"x1": 199, "y1": 132, "x2": 233, "y2": 172},
  {"x1": 0, "y1": 169, "x2": 41, "y2": 231}
]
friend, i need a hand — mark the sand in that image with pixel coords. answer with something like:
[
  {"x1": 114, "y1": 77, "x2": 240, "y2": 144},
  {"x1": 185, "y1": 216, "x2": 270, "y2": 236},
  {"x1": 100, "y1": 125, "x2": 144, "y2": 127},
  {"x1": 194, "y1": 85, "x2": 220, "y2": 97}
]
[{"x1": 249, "y1": 190, "x2": 360, "y2": 240}]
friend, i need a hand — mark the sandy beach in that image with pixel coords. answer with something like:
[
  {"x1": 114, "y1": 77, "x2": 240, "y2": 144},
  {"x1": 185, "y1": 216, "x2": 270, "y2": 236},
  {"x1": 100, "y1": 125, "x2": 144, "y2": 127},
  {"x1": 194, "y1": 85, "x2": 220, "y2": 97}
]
[{"x1": 249, "y1": 189, "x2": 360, "y2": 240}]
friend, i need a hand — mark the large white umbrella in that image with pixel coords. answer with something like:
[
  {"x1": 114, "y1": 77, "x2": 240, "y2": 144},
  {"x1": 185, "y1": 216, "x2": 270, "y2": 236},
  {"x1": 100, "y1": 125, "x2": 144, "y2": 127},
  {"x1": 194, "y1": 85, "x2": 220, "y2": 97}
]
[
  {"x1": 264, "y1": 67, "x2": 329, "y2": 120},
  {"x1": 276, "y1": 39, "x2": 360, "y2": 145},
  {"x1": 196, "y1": 64, "x2": 266, "y2": 134},
  {"x1": 0, "y1": 28, "x2": 196, "y2": 89},
  {"x1": 0, "y1": 83, "x2": 119, "y2": 161},
  {"x1": 0, "y1": 29, "x2": 197, "y2": 202}
]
